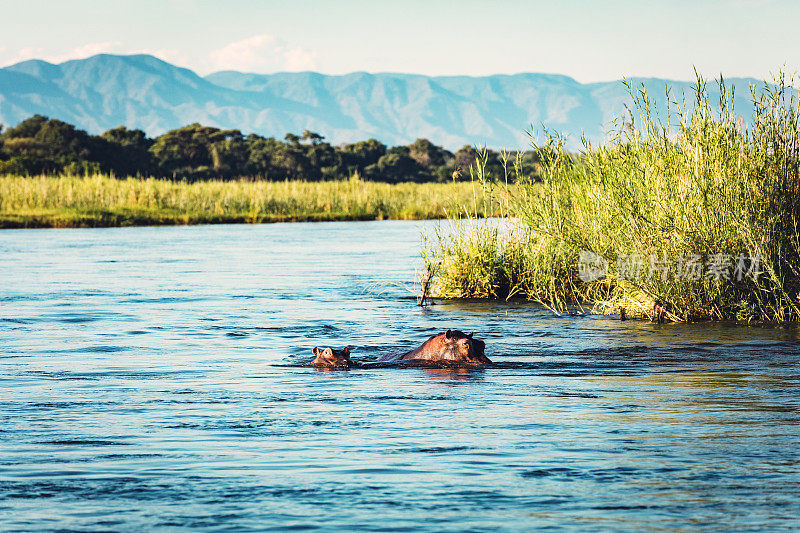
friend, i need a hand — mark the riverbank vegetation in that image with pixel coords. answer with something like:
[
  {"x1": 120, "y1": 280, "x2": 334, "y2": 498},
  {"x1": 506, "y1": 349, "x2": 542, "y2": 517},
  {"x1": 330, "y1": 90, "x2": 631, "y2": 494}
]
[
  {"x1": 0, "y1": 115, "x2": 539, "y2": 183},
  {"x1": 424, "y1": 73, "x2": 800, "y2": 323},
  {"x1": 0, "y1": 175, "x2": 506, "y2": 228}
]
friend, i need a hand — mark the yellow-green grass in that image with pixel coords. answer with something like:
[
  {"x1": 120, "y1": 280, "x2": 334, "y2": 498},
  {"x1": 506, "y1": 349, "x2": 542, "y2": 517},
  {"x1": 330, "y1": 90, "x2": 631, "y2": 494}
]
[
  {"x1": 0, "y1": 175, "x2": 506, "y2": 228},
  {"x1": 425, "y1": 74, "x2": 800, "y2": 323}
]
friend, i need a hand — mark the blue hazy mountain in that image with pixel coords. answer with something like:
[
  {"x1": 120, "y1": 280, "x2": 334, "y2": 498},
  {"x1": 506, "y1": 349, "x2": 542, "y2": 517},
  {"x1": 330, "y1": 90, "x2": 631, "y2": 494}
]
[{"x1": 0, "y1": 53, "x2": 762, "y2": 149}]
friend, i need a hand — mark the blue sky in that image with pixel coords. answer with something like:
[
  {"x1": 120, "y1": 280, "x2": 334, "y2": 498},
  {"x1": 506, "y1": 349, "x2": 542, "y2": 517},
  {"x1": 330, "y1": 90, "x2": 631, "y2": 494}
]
[{"x1": 0, "y1": 0, "x2": 796, "y2": 82}]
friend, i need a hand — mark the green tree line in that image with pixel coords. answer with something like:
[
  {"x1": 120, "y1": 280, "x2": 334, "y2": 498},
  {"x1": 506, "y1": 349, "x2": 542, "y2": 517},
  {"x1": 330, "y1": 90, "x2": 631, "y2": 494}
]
[{"x1": 0, "y1": 115, "x2": 540, "y2": 182}]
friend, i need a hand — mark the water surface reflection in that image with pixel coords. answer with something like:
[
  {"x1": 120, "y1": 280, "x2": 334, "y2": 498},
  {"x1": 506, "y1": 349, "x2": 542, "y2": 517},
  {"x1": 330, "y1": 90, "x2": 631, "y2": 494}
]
[{"x1": 0, "y1": 221, "x2": 798, "y2": 531}]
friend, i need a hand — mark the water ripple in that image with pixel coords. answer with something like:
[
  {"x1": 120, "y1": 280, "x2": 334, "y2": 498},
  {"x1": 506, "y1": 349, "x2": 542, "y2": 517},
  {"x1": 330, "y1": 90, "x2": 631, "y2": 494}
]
[{"x1": 0, "y1": 221, "x2": 798, "y2": 531}]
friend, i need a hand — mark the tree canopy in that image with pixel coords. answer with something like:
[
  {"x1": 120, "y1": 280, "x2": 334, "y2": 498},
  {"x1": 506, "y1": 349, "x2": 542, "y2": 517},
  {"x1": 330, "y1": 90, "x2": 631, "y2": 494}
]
[{"x1": 0, "y1": 115, "x2": 541, "y2": 182}]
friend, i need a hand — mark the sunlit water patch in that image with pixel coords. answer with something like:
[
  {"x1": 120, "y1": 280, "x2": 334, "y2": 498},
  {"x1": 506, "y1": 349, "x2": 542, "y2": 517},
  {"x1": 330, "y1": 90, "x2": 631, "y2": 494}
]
[{"x1": 1, "y1": 221, "x2": 798, "y2": 531}]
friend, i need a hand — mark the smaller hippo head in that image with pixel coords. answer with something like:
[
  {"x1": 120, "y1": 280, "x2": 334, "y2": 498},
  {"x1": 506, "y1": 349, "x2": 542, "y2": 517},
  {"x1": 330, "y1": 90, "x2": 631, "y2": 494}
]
[
  {"x1": 312, "y1": 346, "x2": 352, "y2": 367},
  {"x1": 436, "y1": 330, "x2": 489, "y2": 364}
]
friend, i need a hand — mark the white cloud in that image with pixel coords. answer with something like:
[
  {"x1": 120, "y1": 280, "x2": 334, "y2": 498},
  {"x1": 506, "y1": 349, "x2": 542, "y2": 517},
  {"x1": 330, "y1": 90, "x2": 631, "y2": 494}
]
[
  {"x1": 282, "y1": 45, "x2": 317, "y2": 71},
  {"x1": 127, "y1": 47, "x2": 189, "y2": 66},
  {"x1": 207, "y1": 34, "x2": 318, "y2": 73},
  {"x1": 0, "y1": 36, "x2": 314, "y2": 73},
  {"x1": 5, "y1": 42, "x2": 122, "y2": 64},
  {"x1": 61, "y1": 41, "x2": 124, "y2": 60},
  {"x1": 6, "y1": 46, "x2": 46, "y2": 64},
  {"x1": 1, "y1": 42, "x2": 188, "y2": 67}
]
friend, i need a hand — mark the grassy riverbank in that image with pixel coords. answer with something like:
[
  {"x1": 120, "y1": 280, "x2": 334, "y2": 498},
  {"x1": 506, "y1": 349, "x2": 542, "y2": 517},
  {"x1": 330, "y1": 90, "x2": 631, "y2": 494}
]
[
  {"x1": 0, "y1": 175, "x2": 504, "y2": 228},
  {"x1": 425, "y1": 74, "x2": 800, "y2": 323}
]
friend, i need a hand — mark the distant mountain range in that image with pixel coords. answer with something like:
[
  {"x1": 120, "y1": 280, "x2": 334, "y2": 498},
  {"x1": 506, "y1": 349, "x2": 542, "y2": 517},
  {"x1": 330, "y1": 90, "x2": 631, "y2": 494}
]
[{"x1": 0, "y1": 54, "x2": 763, "y2": 149}]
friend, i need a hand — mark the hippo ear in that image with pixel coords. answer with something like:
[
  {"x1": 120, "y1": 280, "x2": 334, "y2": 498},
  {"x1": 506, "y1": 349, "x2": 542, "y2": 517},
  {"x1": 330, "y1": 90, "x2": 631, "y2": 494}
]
[
  {"x1": 467, "y1": 332, "x2": 474, "y2": 339},
  {"x1": 313, "y1": 347, "x2": 320, "y2": 356},
  {"x1": 342, "y1": 347, "x2": 350, "y2": 356},
  {"x1": 445, "y1": 329, "x2": 453, "y2": 339}
]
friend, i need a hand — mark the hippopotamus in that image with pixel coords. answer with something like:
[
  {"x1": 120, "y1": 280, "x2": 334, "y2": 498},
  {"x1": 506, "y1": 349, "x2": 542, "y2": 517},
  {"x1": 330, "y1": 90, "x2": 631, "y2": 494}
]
[
  {"x1": 309, "y1": 346, "x2": 353, "y2": 368},
  {"x1": 377, "y1": 330, "x2": 490, "y2": 367}
]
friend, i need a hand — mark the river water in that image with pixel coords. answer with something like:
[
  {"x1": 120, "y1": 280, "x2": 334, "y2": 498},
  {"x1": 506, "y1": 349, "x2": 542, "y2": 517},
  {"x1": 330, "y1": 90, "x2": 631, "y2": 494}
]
[{"x1": 1, "y1": 221, "x2": 799, "y2": 531}]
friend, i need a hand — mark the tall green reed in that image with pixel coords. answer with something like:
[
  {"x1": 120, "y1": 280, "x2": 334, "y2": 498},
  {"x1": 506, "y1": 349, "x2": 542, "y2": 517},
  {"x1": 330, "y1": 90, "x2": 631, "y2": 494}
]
[{"x1": 425, "y1": 72, "x2": 800, "y2": 322}]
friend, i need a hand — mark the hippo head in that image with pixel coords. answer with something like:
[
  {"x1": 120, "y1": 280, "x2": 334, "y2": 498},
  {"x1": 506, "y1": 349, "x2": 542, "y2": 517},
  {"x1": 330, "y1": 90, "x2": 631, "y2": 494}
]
[
  {"x1": 311, "y1": 346, "x2": 352, "y2": 367},
  {"x1": 433, "y1": 330, "x2": 489, "y2": 364}
]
